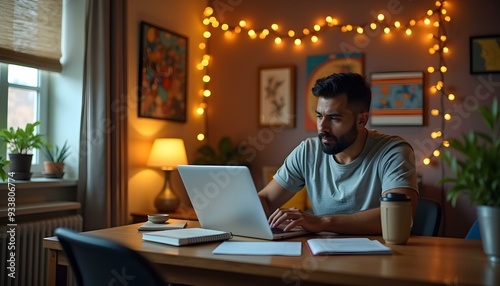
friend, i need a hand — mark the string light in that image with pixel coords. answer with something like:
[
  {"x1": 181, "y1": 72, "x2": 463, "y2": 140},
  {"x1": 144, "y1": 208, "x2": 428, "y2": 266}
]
[{"x1": 198, "y1": 1, "x2": 452, "y2": 153}]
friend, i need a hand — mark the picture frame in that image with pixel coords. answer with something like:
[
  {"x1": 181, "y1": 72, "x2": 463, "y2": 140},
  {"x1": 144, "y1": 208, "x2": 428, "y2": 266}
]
[
  {"x1": 258, "y1": 65, "x2": 295, "y2": 128},
  {"x1": 369, "y1": 71, "x2": 425, "y2": 126},
  {"x1": 304, "y1": 52, "x2": 364, "y2": 131},
  {"x1": 138, "y1": 21, "x2": 188, "y2": 122},
  {"x1": 470, "y1": 35, "x2": 500, "y2": 74}
]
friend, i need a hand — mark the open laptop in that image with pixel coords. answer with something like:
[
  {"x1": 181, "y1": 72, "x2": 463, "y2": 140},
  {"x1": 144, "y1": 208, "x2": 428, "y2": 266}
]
[{"x1": 177, "y1": 165, "x2": 309, "y2": 240}]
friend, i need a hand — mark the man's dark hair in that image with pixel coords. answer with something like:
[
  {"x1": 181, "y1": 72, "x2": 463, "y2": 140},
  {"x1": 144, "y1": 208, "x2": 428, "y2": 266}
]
[{"x1": 311, "y1": 73, "x2": 372, "y2": 113}]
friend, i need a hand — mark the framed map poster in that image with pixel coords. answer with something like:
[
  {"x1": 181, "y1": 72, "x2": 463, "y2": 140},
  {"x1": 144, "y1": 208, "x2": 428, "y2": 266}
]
[
  {"x1": 470, "y1": 35, "x2": 500, "y2": 74},
  {"x1": 305, "y1": 53, "x2": 364, "y2": 131}
]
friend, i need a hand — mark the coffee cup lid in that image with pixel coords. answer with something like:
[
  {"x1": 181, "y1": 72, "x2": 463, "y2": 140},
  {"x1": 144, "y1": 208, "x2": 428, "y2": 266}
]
[{"x1": 380, "y1": 192, "x2": 410, "y2": 202}]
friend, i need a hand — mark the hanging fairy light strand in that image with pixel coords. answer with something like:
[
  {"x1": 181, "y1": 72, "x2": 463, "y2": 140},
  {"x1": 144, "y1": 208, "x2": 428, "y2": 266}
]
[{"x1": 196, "y1": 1, "x2": 452, "y2": 167}]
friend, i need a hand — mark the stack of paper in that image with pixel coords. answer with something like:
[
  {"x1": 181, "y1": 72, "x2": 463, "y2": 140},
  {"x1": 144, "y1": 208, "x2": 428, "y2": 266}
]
[{"x1": 307, "y1": 238, "x2": 392, "y2": 255}]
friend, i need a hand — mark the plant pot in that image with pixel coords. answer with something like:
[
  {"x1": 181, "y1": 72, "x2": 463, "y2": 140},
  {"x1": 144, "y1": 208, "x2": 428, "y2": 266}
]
[
  {"x1": 44, "y1": 161, "x2": 65, "y2": 173},
  {"x1": 477, "y1": 205, "x2": 500, "y2": 263},
  {"x1": 8, "y1": 154, "x2": 33, "y2": 180}
]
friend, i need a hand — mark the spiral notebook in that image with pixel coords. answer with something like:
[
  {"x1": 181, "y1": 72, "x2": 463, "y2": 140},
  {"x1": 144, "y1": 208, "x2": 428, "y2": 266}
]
[{"x1": 142, "y1": 228, "x2": 232, "y2": 246}]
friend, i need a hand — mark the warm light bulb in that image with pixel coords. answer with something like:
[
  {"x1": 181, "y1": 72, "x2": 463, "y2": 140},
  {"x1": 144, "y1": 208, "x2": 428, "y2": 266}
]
[
  {"x1": 433, "y1": 21, "x2": 440, "y2": 27},
  {"x1": 196, "y1": 107, "x2": 204, "y2": 115},
  {"x1": 303, "y1": 28, "x2": 310, "y2": 35},
  {"x1": 248, "y1": 29, "x2": 256, "y2": 38},
  {"x1": 383, "y1": 27, "x2": 390, "y2": 34},
  {"x1": 326, "y1": 16, "x2": 333, "y2": 23},
  {"x1": 211, "y1": 21, "x2": 219, "y2": 28},
  {"x1": 409, "y1": 19, "x2": 416, "y2": 26},
  {"x1": 433, "y1": 149, "x2": 441, "y2": 157},
  {"x1": 203, "y1": 18, "x2": 210, "y2": 25},
  {"x1": 271, "y1": 24, "x2": 279, "y2": 31},
  {"x1": 448, "y1": 93, "x2": 455, "y2": 100},
  {"x1": 440, "y1": 66, "x2": 447, "y2": 73},
  {"x1": 441, "y1": 8, "x2": 447, "y2": 15},
  {"x1": 428, "y1": 66, "x2": 435, "y2": 73},
  {"x1": 288, "y1": 30, "x2": 295, "y2": 37},
  {"x1": 431, "y1": 132, "x2": 438, "y2": 139},
  {"x1": 440, "y1": 35, "x2": 447, "y2": 41},
  {"x1": 444, "y1": 113, "x2": 451, "y2": 120},
  {"x1": 197, "y1": 63, "x2": 204, "y2": 70},
  {"x1": 433, "y1": 44, "x2": 440, "y2": 50},
  {"x1": 357, "y1": 27, "x2": 364, "y2": 34},
  {"x1": 204, "y1": 7, "x2": 214, "y2": 17},
  {"x1": 394, "y1": 21, "x2": 401, "y2": 28},
  {"x1": 294, "y1": 38, "x2": 301, "y2": 45},
  {"x1": 259, "y1": 33, "x2": 266, "y2": 39},
  {"x1": 201, "y1": 59, "x2": 209, "y2": 67},
  {"x1": 197, "y1": 133, "x2": 205, "y2": 141},
  {"x1": 202, "y1": 75, "x2": 210, "y2": 83},
  {"x1": 405, "y1": 29, "x2": 412, "y2": 35},
  {"x1": 431, "y1": 109, "x2": 440, "y2": 116},
  {"x1": 370, "y1": 23, "x2": 377, "y2": 30},
  {"x1": 203, "y1": 90, "x2": 211, "y2": 97},
  {"x1": 262, "y1": 29, "x2": 269, "y2": 36},
  {"x1": 429, "y1": 48, "x2": 436, "y2": 55},
  {"x1": 436, "y1": 131, "x2": 442, "y2": 137},
  {"x1": 239, "y1": 20, "x2": 246, "y2": 27},
  {"x1": 275, "y1": 37, "x2": 282, "y2": 44},
  {"x1": 199, "y1": 43, "x2": 206, "y2": 49},
  {"x1": 430, "y1": 86, "x2": 437, "y2": 93},
  {"x1": 445, "y1": 16, "x2": 451, "y2": 22},
  {"x1": 377, "y1": 14, "x2": 385, "y2": 21},
  {"x1": 314, "y1": 24, "x2": 321, "y2": 31},
  {"x1": 203, "y1": 54, "x2": 210, "y2": 61},
  {"x1": 311, "y1": 35, "x2": 319, "y2": 43},
  {"x1": 234, "y1": 27, "x2": 241, "y2": 33},
  {"x1": 427, "y1": 9, "x2": 433, "y2": 16},
  {"x1": 221, "y1": 24, "x2": 229, "y2": 30},
  {"x1": 424, "y1": 18, "x2": 431, "y2": 25},
  {"x1": 435, "y1": 1, "x2": 442, "y2": 7},
  {"x1": 346, "y1": 25, "x2": 353, "y2": 31},
  {"x1": 423, "y1": 158, "x2": 431, "y2": 165},
  {"x1": 428, "y1": 33, "x2": 434, "y2": 39},
  {"x1": 203, "y1": 31, "x2": 211, "y2": 38},
  {"x1": 443, "y1": 140, "x2": 450, "y2": 147},
  {"x1": 443, "y1": 46, "x2": 449, "y2": 53}
]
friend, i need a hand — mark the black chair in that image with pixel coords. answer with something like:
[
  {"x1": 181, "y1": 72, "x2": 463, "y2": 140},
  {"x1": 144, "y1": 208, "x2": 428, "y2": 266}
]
[
  {"x1": 55, "y1": 227, "x2": 168, "y2": 286},
  {"x1": 411, "y1": 197, "x2": 442, "y2": 236}
]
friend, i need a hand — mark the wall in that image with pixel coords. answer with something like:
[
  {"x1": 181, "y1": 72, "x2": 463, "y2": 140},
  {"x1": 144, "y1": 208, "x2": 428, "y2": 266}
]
[
  {"x1": 204, "y1": 0, "x2": 500, "y2": 237},
  {"x1": 127, "y1": 0, "x2": 207, "y2": 215}
]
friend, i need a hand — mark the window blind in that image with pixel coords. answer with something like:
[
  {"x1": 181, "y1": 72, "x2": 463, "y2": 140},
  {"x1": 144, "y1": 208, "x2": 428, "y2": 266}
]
[{"x1": 0, "y1": 0, "x2": 62, "y2": 72}]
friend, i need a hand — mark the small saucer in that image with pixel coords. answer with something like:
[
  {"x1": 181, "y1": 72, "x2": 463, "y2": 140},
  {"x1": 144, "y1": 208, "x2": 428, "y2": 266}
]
[
  {"x1": 42, "y1": 172, "x2": 65, "y2": 178},
  {"x1": 11, "y1": 172, "x2": 33, "y2": 180}
]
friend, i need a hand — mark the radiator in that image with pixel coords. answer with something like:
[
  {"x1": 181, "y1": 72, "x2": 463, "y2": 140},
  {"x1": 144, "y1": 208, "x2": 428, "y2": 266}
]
[{"x1": 0, "y1": 214, "x2": 83, "y2": 286}]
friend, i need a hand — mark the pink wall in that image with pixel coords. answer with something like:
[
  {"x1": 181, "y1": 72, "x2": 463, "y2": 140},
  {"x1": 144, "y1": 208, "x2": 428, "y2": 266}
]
[{"x1": 205, "y1": 0, "x2": 500, "y2": 237}]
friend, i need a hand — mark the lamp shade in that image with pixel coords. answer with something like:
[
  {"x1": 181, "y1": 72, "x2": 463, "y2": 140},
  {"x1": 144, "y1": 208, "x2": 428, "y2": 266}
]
[{"x1": 147, "y1": 138, "x2": 188, "y2": 170}]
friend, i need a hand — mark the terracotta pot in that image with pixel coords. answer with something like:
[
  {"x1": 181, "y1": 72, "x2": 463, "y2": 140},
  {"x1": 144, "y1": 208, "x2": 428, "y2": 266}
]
[{"x1": 43, "y1": 161, "x2": 65, "y2": 174}]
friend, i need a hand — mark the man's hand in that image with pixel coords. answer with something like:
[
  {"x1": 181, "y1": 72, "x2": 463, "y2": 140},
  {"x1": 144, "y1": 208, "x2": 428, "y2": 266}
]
[{"x1": 268, "y1": 207, "x2": 325, "y2": 233}]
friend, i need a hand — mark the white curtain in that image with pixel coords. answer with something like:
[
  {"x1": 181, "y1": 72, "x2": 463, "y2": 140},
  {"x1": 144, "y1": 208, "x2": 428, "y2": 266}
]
[{"x1": 78, "y1": 0, "x2": 128, "y2": 230}]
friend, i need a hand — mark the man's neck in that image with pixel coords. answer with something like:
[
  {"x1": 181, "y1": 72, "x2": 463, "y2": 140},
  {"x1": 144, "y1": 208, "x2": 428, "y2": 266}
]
[{"x1": 334, "y1": 128, "x2": 368, "y2": 165}]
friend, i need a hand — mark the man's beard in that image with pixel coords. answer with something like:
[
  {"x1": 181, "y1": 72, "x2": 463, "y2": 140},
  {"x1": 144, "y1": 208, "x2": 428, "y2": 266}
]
[{"x1": 318, "y1": 123, "x2": 358, "y2": 155}]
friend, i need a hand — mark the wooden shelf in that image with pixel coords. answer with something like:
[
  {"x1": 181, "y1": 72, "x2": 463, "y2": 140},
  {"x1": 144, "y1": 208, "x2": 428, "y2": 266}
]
[
  {"x1": 0, "y1": 178, "x2": 77, "y2": 191},
  {"x1": 0, "y1": 201, "x2": 81, "y2": 217}
]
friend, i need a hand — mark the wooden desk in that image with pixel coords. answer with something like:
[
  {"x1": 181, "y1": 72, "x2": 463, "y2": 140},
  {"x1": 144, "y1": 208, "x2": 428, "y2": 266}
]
[{"x1": 43, "y1": 220, "x2": 500, "y2": 286}]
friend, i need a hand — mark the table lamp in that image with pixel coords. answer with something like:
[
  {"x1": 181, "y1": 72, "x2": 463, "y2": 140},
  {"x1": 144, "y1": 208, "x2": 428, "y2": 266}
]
[{"x1": 147, "y1": 138, "x2": 188, "y2": 212}]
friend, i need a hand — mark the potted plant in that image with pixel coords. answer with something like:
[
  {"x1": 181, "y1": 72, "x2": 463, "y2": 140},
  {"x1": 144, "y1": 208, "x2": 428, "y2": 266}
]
[
  {"x1": 441, "y1": 97, "x2": 500, "y2": 263},
  {"x1": 193, "y1": 136, "x2": 247, "y2": 165},
  {"x1": 0, "y1": 155, "x2": 9, "y2": 181},
  {"x1": 41, "y1": 140, "x2": 70, "y2": 178},
  {"x1": 0, "y1": 121, "x2": 48, "y2": 180}
]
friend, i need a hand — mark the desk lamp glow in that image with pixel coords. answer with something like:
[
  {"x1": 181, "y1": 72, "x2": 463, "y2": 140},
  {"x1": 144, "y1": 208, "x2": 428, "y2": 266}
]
[{"x1": 147, "y1": 138, "x2": 188, "y2": 212}]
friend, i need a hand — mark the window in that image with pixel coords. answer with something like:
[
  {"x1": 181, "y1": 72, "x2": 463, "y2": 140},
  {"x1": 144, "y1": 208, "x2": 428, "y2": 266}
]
[{"x1": 0, "y1": 63, "x2": 48, "y2": 165}]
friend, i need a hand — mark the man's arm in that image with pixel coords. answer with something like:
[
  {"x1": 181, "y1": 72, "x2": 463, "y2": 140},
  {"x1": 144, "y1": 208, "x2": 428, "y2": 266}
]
[
  {"x1": 268, "y1": 187, "x2": 418, "y2": 235},
  {"x1": 258, "y1": 179, "x2": 296, "y2": 216}
]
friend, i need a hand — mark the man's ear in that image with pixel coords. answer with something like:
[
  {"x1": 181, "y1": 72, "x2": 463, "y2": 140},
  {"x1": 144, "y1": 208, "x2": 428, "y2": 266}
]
[{"x1": 357, "y1": 112, "x2": 369, "y2": 127}]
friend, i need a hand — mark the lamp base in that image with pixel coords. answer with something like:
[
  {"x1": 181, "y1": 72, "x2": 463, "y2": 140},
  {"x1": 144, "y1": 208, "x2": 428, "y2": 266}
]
[
  {"x1": 154, "y1": 196, "x2": 180, "y2": 213},
  {"x1": 154, "y1": 169, "x2": 180, "y2": 213}
]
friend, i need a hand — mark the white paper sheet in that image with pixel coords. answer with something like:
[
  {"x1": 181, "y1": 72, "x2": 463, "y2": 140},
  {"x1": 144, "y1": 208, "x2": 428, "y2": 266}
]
[{"x1": 212, "y1": 241, "x2": 302, "y2": 256}]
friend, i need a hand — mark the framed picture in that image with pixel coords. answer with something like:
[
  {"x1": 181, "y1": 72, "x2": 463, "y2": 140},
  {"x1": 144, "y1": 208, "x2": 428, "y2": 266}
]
[
  {"x1": 470, "y1": 35, "x2": 500, "y2": 74},
  {"x1": 370, "y1": 71, "x2": 425, "y2": 126},
  {"x1": 304, "y1": 52, "x2": 364, "y2": 130},
  {"x1": 258, "y1": 65, "x2": 295, "y2": 128},
  {"x1": 138, "y1": 21, "x2": 188, "y2": 121}
]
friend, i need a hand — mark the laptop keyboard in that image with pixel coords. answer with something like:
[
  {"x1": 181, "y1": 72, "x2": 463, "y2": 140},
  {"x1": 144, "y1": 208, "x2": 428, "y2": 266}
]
[{"x1": 271, "y1": 227, "x2": 286, "y2": 234}]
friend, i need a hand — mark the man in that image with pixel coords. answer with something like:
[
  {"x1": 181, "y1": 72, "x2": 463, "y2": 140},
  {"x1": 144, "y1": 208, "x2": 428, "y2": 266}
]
[{"x1": 258, "y1": 73, "x2": 418, "y2": 235}]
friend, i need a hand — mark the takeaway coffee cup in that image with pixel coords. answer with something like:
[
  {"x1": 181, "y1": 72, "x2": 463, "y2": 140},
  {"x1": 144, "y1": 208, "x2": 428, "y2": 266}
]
[{"x1": 380, "y1": 193, "x2": 412, "y2": 245}]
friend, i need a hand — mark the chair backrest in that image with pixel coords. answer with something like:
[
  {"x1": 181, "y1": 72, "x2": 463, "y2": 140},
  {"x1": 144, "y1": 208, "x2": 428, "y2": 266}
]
[
  {"x1": 55, "y1": 228, "x2": 166, "y2": 286},
  {"x1": 411, "y1": 197, "x2": 442, "y2": 236},
  {"x1": 465, "y1": 220, "x2": 481, "y2": 240}
]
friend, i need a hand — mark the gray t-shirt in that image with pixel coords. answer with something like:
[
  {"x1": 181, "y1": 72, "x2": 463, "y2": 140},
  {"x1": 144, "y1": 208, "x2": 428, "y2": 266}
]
[{"x1": 274, "y1": 130, "x2": 418, "y2": 215}]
